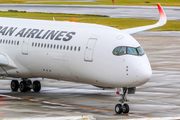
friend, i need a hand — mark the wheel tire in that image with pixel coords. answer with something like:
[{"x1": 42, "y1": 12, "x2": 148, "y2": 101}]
[
  {"x1": 27, "y1": 80, "x2": 32, "y2": 91},
  {"x1": 123, "y1": 103, "x2": 129, "y2": 113},
  {"x1": 19, "y1": 81, "x2": 27, "y2": 92},
  {"x1": 115, "y1": 104, "x2": 123, "y2": 114},
  {"x1": 33, "y1": 81, "x2": 41, "y2": 92},
  {"x1": 11, "y1": 80, "x2": 19, "y2": 91}
]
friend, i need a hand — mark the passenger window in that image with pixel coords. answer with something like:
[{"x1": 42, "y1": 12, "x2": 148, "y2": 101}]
[
  {"x1": 14, "y1": 41, "x2": 16, "y2": 45},
  {"x1": 38, "y1": 43, "x2": 40, "y2": 47},
  {"x1": 78, "y1": 47, "x2": 81, "y2": 51},
  {"x1": 35, "y1": 43, "x2": 37, "y2": 47},
  {"x1": 41, "y1": 43, "x2": 43, "y2": 47},
  {"x1": 17, "y1": 41, "x2": 19, "y2": 45},
  {"x1": 74, "y1": 46, "x2": 76, "y2": 51},
  {"x1": 3, "y1": 40, "x2": 5, "y2": 44},
  {"x1": 11, "y1": 41, "x2": 13, "y2": 44},
  {"x1": 70, "y1": 46, "x2": 73, "y2": 51},
  {"x1": 47, "y1": 44, "x2": 49, "y2": 48},
  {"x1": 32, "y1": 42, "x2": 34, "y2": 47},
  {"x1": 44, "y1": 44, "x2": 46, "y2": 48},
  {"x1": 60, "y1": 45, "x2": 62, "y2": 49},
  {"x1": 6, "y1": 40, "x2": 8, "y2": 44},
  {"x1": 127, "y1": 47, "x2": 138, "y2": 55},
  {"x1": 63, "y1": 45, "x2": 65, "y2": 50},
  {"x1": 54, "y1": 44, "x2": 56, "y2": 49},
  {"x1": 0, "y1": 39, "x2": 2, "y2": 43},
  {"x1": 67, "y1": 46, "x2": 69, "y2": 50},
  {"x1": 9, "y1": 40, "x2": 11, "y2": 44},
  {"x1": 57, "y1": 45, "x2": 59, "y2": 49},
  {"x1": 50, "y1": 44, "x2": 53, "y2": 49},
  {"x1": 113, "y1": 47, "x2": 121, "y2": 55}
]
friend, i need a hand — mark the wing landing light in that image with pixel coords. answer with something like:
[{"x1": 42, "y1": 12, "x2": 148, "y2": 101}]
[{"x1": 122, "y1": 3, "x2": 167, "y2": 34}]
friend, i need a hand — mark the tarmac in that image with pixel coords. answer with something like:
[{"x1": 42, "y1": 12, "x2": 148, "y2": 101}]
[{"x1": 0, "y1": 31, "x2": 180, "y2": 119}]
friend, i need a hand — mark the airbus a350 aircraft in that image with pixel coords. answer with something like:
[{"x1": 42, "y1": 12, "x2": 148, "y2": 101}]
[{"x1": 0, "y1": 4, "x2": 166, "y2": 114}]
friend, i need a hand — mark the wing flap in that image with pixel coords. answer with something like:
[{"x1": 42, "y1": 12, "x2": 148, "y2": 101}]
[{"x1": 122, "y1": 4, "x2": 167, "y2": 34}]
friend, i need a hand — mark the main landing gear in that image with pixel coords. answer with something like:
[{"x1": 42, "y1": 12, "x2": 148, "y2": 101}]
[
  {"x1": 115, "y1": 88, "x2": 130, "y2": 114},
  {"x1": 11, "y1": 79, "x2": 41, "y2": 92}
]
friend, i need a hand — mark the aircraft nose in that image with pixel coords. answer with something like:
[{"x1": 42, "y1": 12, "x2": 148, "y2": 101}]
[{"x1": 137, "y1": 63, "x2": 152, "y2": 85}]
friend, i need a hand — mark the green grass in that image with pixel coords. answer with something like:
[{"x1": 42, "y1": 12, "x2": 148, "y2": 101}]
[
  {"x1": 0, "y1": 11, "x2": 180, "y2": 31},
  {"x1": 1, "y1": 0, "x2": 180, "y2": 6},
  {"x1": 4, "y1": 10, "x2": 108, "y2": 18},
  {"x1": 0, "y1": 0, "x2": 80, "y2": 4}
]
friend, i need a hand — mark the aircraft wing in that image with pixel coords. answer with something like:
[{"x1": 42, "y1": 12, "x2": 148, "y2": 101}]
[{"x1": 121, "y1": 4, "x2": 167, "y2": 34}]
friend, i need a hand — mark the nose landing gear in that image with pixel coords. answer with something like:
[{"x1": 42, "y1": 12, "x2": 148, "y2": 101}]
[{"x1": 115, "y1": 88, "x2": 130, "y2": 114}]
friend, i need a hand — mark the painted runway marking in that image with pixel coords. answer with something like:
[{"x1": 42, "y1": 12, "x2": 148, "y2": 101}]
[{"x1": 0, "y1": 94, "x2": 151, "y2": 118}]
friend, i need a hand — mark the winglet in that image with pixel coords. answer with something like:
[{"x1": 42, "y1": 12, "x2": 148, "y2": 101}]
[
  {"x1": 122, "y1": 4, "x2": 167, "y2": 34},
  {"x1": 156, "y1": 3, "x2": 167, "y2": 26}
]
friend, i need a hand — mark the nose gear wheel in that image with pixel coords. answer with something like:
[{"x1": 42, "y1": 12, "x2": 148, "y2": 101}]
[{"x1": 115, "y1": 88, "x2": 130, "y2": 114}]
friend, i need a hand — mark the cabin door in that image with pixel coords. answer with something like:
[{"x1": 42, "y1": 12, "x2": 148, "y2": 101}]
[
  {"x1": 84, "y1": 38, "x2": 97, "y2": 62},
  {"x1": 22, "y1": 38, "x2": 29, "y2": 55}
]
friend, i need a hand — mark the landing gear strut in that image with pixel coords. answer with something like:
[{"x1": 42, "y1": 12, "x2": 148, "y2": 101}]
[
  {"x1": 115, "y1": 88, "x2": 130, "y2": 114},
  {"x1": 10, "y1": 79, "x2": 41, "y2": 92},
  {"x1": 27, "y1": 80, "x2": 32, "y2": 91}
]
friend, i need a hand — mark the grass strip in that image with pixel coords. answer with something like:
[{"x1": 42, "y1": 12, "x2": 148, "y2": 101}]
[{"x1": 1, "y1": 0, "x2": 180, "y2": 6}]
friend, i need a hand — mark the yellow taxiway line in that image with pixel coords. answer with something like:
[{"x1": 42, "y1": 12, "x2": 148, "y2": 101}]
[{"x1": 0, "y1": 94, "x2": 151, "y2": 119}]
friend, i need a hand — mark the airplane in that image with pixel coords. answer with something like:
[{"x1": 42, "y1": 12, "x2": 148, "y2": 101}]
[{"x1": 0, "y1": 3, "x2": 166, "y2": 114}]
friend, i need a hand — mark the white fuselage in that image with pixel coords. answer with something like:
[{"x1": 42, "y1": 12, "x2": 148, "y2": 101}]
[{"x1": 0, "y1": 17, "x2": 152, "y2": 88}]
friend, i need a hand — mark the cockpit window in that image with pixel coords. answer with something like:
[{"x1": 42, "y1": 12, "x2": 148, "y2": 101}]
[
  {"x1": 113, "y1": 47, "x2": 121, "y2": 55},
  {"x1": 137, "y1": 47, "x2": 145, "y2": 56},
  {"x1": 113, "y1": 46, "x2": 145, "y2": 56},
  {"x1": 127, "y1": 47, "x2": 138, "y2": 55},
  {"x1": 119, "y1": 47, "x2": 126, "y2": 55}
]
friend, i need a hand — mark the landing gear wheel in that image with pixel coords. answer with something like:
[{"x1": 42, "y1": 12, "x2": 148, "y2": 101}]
[
  {"x1": 11, "y1": 80, "x2": 19, "y2": 91},
  {"x1": 122, "y1": 103, "x2": 129, "y2": 113},
  {"x1": 19, "y1": 81, "x2": 27, "y2": 92},
  {"x1": 33, "y1": 81, "x2": 41, "y2": 92},
  {"x1": 115, "y1": 104, "x2": 123, "y2": 114},
  {"x1": 27, "y1": 80, "x2": 32, "y2": 91}
]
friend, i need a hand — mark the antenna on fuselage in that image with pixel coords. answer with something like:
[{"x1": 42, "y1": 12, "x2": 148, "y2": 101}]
[{"x1": 53, "y1": 17, "x2": 55, "y2": 21}]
